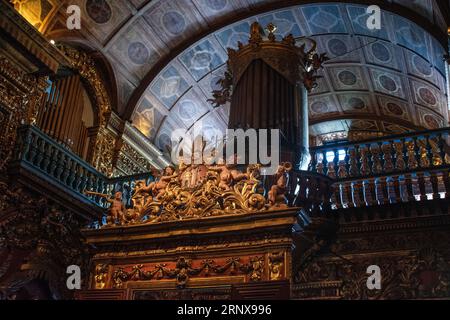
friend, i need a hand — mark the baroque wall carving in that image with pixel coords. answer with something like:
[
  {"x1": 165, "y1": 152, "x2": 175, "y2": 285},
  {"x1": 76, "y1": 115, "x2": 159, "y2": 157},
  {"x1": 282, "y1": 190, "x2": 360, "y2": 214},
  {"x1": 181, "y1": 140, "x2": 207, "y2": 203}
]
[
  {"x1": 294, "y1": 228, "x2": 450, "y2": 300},
  {"x1": 0, "y1": 182, "x2": 91, "y2": 299},
  {"x1": 0, "y1": 55, "x2": 47, "y2": 174}
]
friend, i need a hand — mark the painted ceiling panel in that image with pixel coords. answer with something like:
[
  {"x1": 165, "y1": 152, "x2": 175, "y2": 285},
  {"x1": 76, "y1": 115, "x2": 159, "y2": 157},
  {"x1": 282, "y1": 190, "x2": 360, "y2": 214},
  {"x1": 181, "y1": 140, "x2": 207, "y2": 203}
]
[
  {"x1": 126, "y1": 3, "x2": 448, "y2": 147},
  {"x1": 39, "y1": 0, "x2": 449, "y2": 151}
]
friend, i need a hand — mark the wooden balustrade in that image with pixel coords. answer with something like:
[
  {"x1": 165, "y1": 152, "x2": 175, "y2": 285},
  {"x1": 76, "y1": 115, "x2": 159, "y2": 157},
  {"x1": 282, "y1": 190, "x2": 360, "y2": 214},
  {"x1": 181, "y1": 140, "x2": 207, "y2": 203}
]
[
  {"x1": 12, "y1": 125, "x2": 450, "y2": 217},
  {"x1": 309, "y1": 128, "x2": 450, "y2": 209},
  {"x1": 13, "y1": 125, "x2": 154, "y2": 208}
]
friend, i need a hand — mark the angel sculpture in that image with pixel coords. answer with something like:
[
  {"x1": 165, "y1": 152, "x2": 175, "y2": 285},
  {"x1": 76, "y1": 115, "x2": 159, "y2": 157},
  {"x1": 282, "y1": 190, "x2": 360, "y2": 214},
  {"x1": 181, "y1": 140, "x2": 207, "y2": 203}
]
[
  {"x1": 85, "y1": 191, "x2": 126, "y2": 226},
  {"x1": 268, "y1": 163, "x2": 293, "y2": 207},
  {"x1": 136, "y1": 166, "x2": 177, "y2": 201}
]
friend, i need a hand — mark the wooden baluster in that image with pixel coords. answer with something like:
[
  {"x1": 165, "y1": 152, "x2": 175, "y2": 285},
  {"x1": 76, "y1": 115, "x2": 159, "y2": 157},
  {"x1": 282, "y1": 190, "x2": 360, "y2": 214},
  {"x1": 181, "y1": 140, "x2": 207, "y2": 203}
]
[
  {"x1": 35, "y1": 138, "x2": 45, "y2": 168},
  {"x1": 339, "y1": 182, "x2": 351, "y2": 208},
  {"x1": 429, "y1": 172, "x2": 440, "y2": 200},
  {"x1": 309, "y1": 149, "x2": 317, "y2": 173},
  {"x1": 416, "y1": 172, "x2": 427, "y2": 201},
  {"x1": 360, "y1": 145, "x2": 371, "y2": 176},
  {"x1": 17, "y1": 129, "x2": 31, "y2": 161},
  {"x1": 316, "y1": 152, "x2": 324, "y2": 175},
  {"x1": 42, "y1": 142, "x2": 52, "y2": 173},
  {"x1": 417, "y1": 137, "x2": 431, "y2": 168},
  {"x1": 85, "y1": 172, "x2": 93, "y2": 192},
  {"x1": 394, "y1": 141, "x2": 406, "y2": 171},
  {"x1": 322, "y1": 151, "x2": 329, "y2": 176},
  {"x1": 382, "y1": 142, "x2": 394, "y2": 173},
  {"x1": 73, "y1": 164, "x2": 81, "y2": 192},
  {"x1": 375, "y1": 177, "x2": 389, "y2": 205},
  {"x1": 403, "y1": 173, "x2": 416, "y2": 202},
  {"x1": 331, "y1": 182, "x2": 341, "y2": 210},
  {"x1": 61, "y1": 155, "x2": 70, "y2": 185},
  {"x1": 371, "y1": 143, "x2": 382, "y2": 175},
  {"x1": 392, "y1": 176, "x2": 402, "y2": 204},
  {"x1": 363, "y1": 179, "x2": 376, "y2": 206},
  {"x1": 49, "y1": 146, "x2": 58, "y2": 177},
  {"x1": 55, "y1": 151, "x2": 64, "y2": 180},
  {"x1": 337, "y1": 159, "x2": 348, "y2": 179},
  {"x1": 326, "y1": 150, "x2": 336, "y2": 179},
  {"x1": 406, "y1": 139, "x2": 418, "y2": 170},
  {"x1": 351, "y1": 181, "x2": 364, "y2": 207},
  {"x1": 348, "y1": 147, "x2": 359, "y2": 178},
  {"x1": 385, "y1": 177, "x2": 396, "y2": 204},
  {"x1": 28, "y1": 134, "x2": 38, "y2": 163},
  {"x1": 79, "y1": 167, "x2": 88, "y2": 193},
  {"x1": 68, "y1": 160, "x2": 77, "y2": 188},
  {"x1": 428, "y1": 135, "x2": 443, "y2": 166}
]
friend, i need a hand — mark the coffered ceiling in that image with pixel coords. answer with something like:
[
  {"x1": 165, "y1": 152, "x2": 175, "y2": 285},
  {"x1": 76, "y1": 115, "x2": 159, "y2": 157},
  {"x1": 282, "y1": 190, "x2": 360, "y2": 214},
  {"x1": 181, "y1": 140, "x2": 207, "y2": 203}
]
[{"x1": 26, "y1": 0, "x2": 450, "y2": 151}]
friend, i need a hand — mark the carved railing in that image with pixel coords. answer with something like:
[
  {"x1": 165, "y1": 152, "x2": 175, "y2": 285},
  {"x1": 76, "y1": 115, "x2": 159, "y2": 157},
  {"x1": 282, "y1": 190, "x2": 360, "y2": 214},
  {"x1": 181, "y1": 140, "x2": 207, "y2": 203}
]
[
  {"x1": 12, "y1": 125, "x2": 154, "y2": 209},
  {"x1": 309, "y1": 128, "x2": 450, "y2": 209},
  {"x1": 12, "y1": 125, "x2": 450, "y2": 221},
  {"x1": 279, "y1": 171, "x2": 333, "y2": 217}
]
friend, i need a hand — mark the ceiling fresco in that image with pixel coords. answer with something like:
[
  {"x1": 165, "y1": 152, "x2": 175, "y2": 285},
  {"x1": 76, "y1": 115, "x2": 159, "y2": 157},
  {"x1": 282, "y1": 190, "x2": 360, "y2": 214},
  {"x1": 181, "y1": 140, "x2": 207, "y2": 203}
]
[{"x1": 41, "y1": 0, "x2": 449, "y2": 152}]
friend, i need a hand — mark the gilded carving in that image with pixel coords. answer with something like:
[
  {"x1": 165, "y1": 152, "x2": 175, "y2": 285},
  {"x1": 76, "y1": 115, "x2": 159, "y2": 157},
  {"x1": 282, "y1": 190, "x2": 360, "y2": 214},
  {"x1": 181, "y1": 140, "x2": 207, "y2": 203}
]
[
  {"x1": 94, "y1": 264, "x2": 109, "y2": 289},
  {"x1": 89, "y1": 162, "x2": 293, "y2": 227},
  {"x1": 115, "y1": 141, "x2": 154, "y2": 176},
  {"x1": 60, "y1": 47, "x2": 111, "y2": 127},
  {"x1": 269, "y1": 252, "x2": 284, "y2": 281},
  {"x1": 0, "y1": 182, "x2": 91, "y2": 299},
  {"x1": 209, "y1": 22, "x2": 328, "y2": 107},
  {"x1": 0, "y1": 56, "x2": 47, "y2": 172},
  {"x1": 110, "y1": 256, "x2": 267, "y2": 289},
  {"x1": 91, "y1": 128, "x2": 116, "y2": 177}
]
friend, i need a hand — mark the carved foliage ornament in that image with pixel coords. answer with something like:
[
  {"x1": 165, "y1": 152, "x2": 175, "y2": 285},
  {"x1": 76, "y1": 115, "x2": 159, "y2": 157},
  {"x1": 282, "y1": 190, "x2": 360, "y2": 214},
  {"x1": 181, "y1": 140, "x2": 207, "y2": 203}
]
[
  {"x1": 111, "y1": 256, "x2": 265, "y2": 289},
  {"x1": 295, "y1": 246, "x2": 450, "y2": 300},
  {"x1": 0, "y1": 56, "x2": 47, "y2": 171},
  {"x1": 60, "y1": 46, "x2": 111, "y2": 127},
  {"x1": 93, "y1": 162, "x2": 292, "y2": 227},
  {"x1": 0, "y1": 182, "x2": 91, "y2": 299}
]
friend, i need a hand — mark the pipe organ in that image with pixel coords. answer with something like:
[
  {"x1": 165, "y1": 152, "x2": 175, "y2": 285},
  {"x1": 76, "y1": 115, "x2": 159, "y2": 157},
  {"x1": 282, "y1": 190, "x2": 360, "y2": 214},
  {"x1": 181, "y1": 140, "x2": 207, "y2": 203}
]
[{"x1": 37, "y1": 74, "x2": 90, "y2": 158}]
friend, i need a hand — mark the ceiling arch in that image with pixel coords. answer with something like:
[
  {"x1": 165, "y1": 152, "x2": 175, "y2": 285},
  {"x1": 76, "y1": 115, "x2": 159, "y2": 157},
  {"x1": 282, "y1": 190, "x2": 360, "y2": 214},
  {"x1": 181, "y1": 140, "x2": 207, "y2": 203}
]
[
  {"x1": 40, "y1": 0, "x2": 450, "y2": 154},
  {"x1": 126, "y1": 2, "x2": 448, "y2": 153}
]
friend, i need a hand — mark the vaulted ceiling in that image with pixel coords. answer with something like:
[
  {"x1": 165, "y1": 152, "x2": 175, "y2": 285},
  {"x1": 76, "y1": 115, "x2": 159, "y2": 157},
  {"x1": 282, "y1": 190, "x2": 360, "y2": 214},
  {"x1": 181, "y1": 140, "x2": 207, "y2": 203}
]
[{"x1": 21, "y1": 0, "x2": 450, "y2": 151}]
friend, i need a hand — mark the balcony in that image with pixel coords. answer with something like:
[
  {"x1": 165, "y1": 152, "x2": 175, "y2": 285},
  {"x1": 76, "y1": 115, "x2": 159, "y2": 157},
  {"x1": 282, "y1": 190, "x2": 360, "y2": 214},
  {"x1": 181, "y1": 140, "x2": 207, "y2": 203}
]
[
  {"x1": 8, "y1": 125, "x2": 450, "y2": 224},
  {"x1": 9, "y1": 125, "x2": 154, "y2": 221},
  {"x1": 309, "y1": 128, "x2": 450, "y2": 217}
]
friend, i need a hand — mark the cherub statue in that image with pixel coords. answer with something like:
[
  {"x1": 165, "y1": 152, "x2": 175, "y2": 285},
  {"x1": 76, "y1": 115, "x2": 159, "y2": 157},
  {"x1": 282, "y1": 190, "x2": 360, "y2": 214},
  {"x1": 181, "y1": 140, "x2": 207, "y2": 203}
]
[
  {"x1": 268, "y1": 163, "x2": 292, "y2": 207},
  {"x1": 209, "y1": 157, "x2": 247, "y2": 191},
  {"x1": 138, "y1": 166, "x2": 177, "y2": 200},
  {"x1": 85, "y1": 191, "x2": 126, "y2": 226}
]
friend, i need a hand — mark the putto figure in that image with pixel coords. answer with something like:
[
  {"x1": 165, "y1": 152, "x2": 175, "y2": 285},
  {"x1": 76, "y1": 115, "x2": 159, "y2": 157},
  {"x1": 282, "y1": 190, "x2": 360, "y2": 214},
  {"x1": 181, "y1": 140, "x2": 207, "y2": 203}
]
[
  {"x1": 268, "y1": 163, "x2": 292, "y2": 207},
  {"x1": 137, "y1": 166, "x2": 177, "y2": 200},
  {"x1": 85, "y1": 191, "x2": 126, "y2": 226}
]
